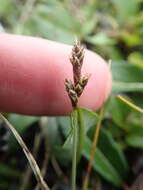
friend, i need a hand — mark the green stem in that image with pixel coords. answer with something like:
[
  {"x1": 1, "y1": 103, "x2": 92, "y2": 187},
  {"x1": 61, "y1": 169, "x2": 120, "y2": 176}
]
[
  {"x1": 71, "y1": 109, "x2": 78, "y2": 190},
  {"x1": 77, "y1": 108, "x2": 85, "y2": 162}
]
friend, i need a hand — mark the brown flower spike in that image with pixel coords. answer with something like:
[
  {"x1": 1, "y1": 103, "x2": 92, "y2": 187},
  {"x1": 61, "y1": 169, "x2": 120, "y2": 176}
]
[{"x1": 65, "y1": 40, "x2": 90, "y2": 108}]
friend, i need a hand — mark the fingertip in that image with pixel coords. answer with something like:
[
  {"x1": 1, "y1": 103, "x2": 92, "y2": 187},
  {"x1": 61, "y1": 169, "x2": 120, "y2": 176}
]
[
  {"x1": 78, "y1": 49, "x2": 112, "y2": 110},
  {"x1": 0, "y1": 34, "x2": 112, "y2": 115}
]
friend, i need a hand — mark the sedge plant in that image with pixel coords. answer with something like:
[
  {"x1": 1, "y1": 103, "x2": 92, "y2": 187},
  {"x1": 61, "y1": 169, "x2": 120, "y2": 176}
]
[{"x1": 65, "y1": 40, "x2": 90, "y2": 190}]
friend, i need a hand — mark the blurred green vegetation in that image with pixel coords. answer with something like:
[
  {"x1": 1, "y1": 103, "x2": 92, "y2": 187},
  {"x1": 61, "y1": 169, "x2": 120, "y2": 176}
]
[{"x1": 0, "y1": 0, "x2": 143, "y2": 189}]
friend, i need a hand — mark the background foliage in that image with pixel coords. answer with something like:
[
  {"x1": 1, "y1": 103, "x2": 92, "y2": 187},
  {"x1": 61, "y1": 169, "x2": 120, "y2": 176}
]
[{"x1": 0, "y1": 0, "x2": 143, "y2": 189}]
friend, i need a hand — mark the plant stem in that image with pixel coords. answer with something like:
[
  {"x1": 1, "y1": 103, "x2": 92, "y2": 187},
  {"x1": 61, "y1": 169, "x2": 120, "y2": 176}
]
[
  {"x1": 77, "y1": 108, "x2": 85, "y2": 162},
  {"x1": 82, "y1": 107, "x2": 104, "y2": 190},
  {"x1": 116, "y1": 95, "x2": 143, "y2": 114},
  {"x1": 71, "y1": 109, "x2": 78, "y2": 190}
]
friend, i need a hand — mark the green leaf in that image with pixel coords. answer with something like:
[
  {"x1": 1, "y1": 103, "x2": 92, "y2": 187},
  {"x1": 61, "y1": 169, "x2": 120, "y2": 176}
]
[
  {"x1": 83, "y1": 137, "x2": 123, "y2": 187},
  {"x1": 0, "y1": 0, "x2": 13, "y2": 16},
  {"x1": 42, "y1": 117, "x2": 62, "y2": 148},
  {"x1": 112, "y1": 61, "x2": 143, "y2": 83},
  {"x1": 41, "y1": 117, "x2": 71, "y2": 164},
  {"x1": 35, "y1": 3, "x2": 80, "y2": 34},
  {"x1": 121, "y1": 31, "x2": 141, "y2": 47},
  {"x1": 113, "y1": 81, "x2": 143, "y2": 93},
  {"x1": 111, "y1": 0, "x2": 140, "y2": 21},
  {"x1": 126, "y1": 135, "x2": 143, "y2": 148},
  {"x1": 63, "y1": 128, "x2": 73, "y2": 150},
  {"x1": 128, "y1": 52, "x2": 143, "y2": 69},
  {"x1": 54, "y1": 146, "x2": 72, "y2": 166},
  {"x1": 125, "y1": 124, "x2": 143, "y2": 148},
  {"x1": 79, "y1": 107, "x2": 99, "y2": 132},
  {"x1": 86, "y1": 32, "x2": 116, "y2": 46},
  {"x1": 97, "y1": 128, "x2": 128, "y2": 177},
  {"x1": 128, "y1": 124, "x2": 143, "y2": 135},
  {"x1": 81, "y1": 18, "x2": 96, "y2": 36},
  {"x1": 8, "y1": 114, "x2": 39, "y2": 133},
  {"x1": 108, "y1": 96, "x2": 130, "y2": 128},
  {"x1": 57, "y1": 108, "x2": 99, "y2": 135},
  {"x1": 57, "y1": 116, "x2": 71, "y2": 137},
  {"x1": 112, "y1": 61, "x2": 143, "y2": 93}
]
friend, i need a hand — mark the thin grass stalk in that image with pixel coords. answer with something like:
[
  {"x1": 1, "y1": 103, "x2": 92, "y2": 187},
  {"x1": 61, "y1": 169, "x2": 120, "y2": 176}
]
[
  {"x1": 34, "y1": 153, "x2": 49, "y2": 190},
  {"x1": 82, "y1": 107, "x2": 104, "y2": 190},
  {"x1": 77, "y1": 108, "x2": 85, "y2": 162},
  {"x1": 0, "y1": 113, "x2": 50, "y2": 190},
  {"x1": 71, "y1": 109, "x2": 78, "y2": 190},
  {"x1": 116, "y1": 95, "x2": 143, "y2": 114}
]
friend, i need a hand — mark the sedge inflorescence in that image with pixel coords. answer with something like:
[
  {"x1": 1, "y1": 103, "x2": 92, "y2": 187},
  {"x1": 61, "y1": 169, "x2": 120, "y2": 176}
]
[{"x1": 65, "y1": 40, "x2": 90, "y2": 108}]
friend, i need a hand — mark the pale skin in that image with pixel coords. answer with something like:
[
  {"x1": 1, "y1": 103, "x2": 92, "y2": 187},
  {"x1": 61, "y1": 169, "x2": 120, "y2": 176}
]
[{"x1": 0, "y1": 33, "x2": 112, "y2": 116}]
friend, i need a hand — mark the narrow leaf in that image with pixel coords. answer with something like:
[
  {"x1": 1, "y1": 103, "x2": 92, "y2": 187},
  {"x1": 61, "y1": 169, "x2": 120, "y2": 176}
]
[{"x1": 83, "y1": 137, "x2": 123, "y2": 187}]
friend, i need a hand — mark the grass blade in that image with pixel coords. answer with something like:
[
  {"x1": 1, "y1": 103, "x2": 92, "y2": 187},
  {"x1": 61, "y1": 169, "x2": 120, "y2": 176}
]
[
  {"x1": 116, "y1": 95, "x2": 143, "y2": 114},
  {"x1": 0, "y1": 113, "x2": 50, "y2": 190}
]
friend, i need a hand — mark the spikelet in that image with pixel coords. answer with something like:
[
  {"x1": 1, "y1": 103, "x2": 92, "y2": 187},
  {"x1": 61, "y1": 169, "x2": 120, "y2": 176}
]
[{"x1": 65, "y1": 40, "x2": 90, "y2": 108}]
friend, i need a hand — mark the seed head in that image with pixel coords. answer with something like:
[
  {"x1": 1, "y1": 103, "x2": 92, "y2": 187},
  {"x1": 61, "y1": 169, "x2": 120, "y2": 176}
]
[
  {"x1": 70, "y1": 40, "x2": 84, "y2": 85},
  {"x1": 65, "y1": 79, "x2": 78, "y2": 107},
  {"x1": 65, "y1": 40, "x2": 90, "y2": 108}
]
